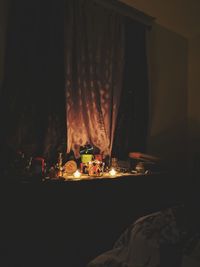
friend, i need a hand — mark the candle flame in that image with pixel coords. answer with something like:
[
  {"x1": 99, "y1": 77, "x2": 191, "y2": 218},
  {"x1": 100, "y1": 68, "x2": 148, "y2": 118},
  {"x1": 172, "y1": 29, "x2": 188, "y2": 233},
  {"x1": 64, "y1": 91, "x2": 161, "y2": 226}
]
[
  {"x1": 109, "y1": 168, "x2": 116, "y2": 176},
  {"x1": 73, "y1": 170, "x2": 81, "y2": 178}
]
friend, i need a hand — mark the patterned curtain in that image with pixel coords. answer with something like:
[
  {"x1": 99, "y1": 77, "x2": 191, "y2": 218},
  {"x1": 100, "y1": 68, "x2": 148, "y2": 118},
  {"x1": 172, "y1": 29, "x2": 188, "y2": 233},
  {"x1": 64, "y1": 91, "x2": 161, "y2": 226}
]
[{"x1": 65, "y1": 0, "x2": 124, "y2": 158}]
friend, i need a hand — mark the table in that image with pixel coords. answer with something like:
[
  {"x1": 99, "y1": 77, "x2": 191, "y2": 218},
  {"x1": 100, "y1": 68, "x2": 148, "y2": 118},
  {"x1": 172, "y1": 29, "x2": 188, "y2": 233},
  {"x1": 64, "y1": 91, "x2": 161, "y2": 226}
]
[{"x1": 0, "y1": 171, "x2": 186, "y2": 267}]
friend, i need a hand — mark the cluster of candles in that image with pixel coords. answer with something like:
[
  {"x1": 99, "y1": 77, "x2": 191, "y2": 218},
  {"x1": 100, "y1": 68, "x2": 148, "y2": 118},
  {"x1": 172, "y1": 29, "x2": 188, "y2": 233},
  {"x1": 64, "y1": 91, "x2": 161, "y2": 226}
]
[{"x1": 73, "y1": 167, "x2": 117, "y2": 179}]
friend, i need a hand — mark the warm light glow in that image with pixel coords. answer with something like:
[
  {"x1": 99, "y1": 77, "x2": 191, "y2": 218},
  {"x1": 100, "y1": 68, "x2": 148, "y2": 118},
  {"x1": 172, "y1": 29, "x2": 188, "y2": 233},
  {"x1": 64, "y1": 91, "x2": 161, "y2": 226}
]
[
  {"x1": 109, "y1": 168, "x2": 116, "y2": 176},
  {"x1": 73, "y1": 170, "x2": 81, "y2": 178}
]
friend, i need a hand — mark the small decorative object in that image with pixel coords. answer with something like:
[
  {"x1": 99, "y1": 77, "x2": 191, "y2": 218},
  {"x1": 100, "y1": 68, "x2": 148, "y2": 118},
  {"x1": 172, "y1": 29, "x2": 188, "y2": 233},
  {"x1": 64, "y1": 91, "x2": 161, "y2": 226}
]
[
  {"x1": 25, "y1": 157, "x2": 33, "y2": 172},
  {"x1": 95, "y1": 154, "x2": 103, "y2": 161},
  {"x1": 135, "y1": 162, "x2": 145, "y2": 174},
  {"x1": 88, "y1": 160, "x2": 104, "y2": 177},
  {"x1": 63, "y1": 160, "x2": 77, "y2": 174},
  {"x1": 109, "y1": 168, "x2": 116, "y2": 176},
  {"x1": 56, "y1": 152, "x2": 63, "y2": 177},
  {"x1": 80, "y1": 162, "x2": 89, "y2": 174},
  {"x1": 80, "y1": 143, "x2": 94, "y2": 155},
  {"x1": 111, "y1": 157, "x2": 118, "y2": 168},
  {"x1": 58, "y1": 152, "x2": 62, "y2": 165},
  {"x1": 81, "y1": 154, "x2": 93, "y2": 164},
  {"x1": 48, "y1": 166, "x2": 57, "y2": 179},
  {"x1": 129, "y1": 152, "x2": 160, "y2": 172},
  {"x1": 80, "y1": 144, "x2": 94, "y2": 174},
  {"x1": 30, "y1": 157, "x2": 46, "y2": 177},
  {"x1": 73, "y1": 170, "x2": 81, "y2": 179},
  {"x1": 104, "y1": 155, "x2": 111, "y2": 169},
  {"x1": 117, "y1": 160, "x2": 130, "y2": 172},
  {"x1": 79, "y1": 143, "x2": 95, "y2": 173}
]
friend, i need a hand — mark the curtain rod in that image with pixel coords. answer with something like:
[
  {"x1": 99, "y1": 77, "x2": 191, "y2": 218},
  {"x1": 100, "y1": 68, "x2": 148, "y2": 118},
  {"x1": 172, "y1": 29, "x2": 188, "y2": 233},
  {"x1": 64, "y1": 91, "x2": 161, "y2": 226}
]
[{"x1": 93, "y1": 0, "x2": 155, "y2": 28}]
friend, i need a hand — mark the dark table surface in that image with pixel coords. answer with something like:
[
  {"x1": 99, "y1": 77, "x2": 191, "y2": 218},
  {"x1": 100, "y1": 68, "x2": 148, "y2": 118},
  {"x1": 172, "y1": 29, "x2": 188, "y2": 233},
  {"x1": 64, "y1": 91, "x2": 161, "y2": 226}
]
[{"x1": 0, "y1": 171, "x2": 187, "y2": 267}]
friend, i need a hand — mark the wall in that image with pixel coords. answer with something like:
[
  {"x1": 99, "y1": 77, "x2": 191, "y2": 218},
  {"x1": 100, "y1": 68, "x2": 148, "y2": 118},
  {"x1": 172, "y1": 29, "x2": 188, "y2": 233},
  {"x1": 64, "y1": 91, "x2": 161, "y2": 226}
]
[
  {"x1": 119, "y1": 0, "x2": 200, "y2": 38},
  {"x1": 188, "y1": 34, "x2": 200, "y2": 172}
]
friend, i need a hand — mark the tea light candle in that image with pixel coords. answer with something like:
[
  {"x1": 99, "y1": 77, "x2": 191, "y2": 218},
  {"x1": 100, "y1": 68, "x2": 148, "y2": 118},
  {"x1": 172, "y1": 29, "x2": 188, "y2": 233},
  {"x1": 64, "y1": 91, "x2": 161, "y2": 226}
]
[
  {"x1": 109, "y1": 168, "x2": 116, "y2": 176},
  {"x1": 73, "y1": 170, "x2": 81, "y2": 178}
]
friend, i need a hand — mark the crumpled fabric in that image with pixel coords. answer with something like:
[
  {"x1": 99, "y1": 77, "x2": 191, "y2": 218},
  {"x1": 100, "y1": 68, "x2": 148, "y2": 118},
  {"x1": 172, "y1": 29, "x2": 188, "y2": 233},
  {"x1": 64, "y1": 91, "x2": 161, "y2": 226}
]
[{"x1": 87, "y1": 207, "x2": 200, "y2": 267}]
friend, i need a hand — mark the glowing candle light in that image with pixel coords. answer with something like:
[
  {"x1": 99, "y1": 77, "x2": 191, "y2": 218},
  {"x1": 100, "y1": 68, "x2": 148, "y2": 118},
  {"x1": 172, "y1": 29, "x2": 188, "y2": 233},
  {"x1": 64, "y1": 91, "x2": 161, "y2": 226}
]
[
  {"x1": 73, "y1": 170, "x2": 81, "y2": 178},
  {"x1": 109, "y1": 168, "x2": 116, "y2": 176}
]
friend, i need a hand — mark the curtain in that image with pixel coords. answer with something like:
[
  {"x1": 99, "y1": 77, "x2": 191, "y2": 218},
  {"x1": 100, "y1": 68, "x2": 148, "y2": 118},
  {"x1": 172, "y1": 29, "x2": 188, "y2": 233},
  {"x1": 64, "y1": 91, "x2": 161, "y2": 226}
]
[
  {"x1": 0, "y1": 0, "x2": 66, "y2": 162},
  {"x1": 0, "y1": 0, "x2": 149, "y2": 166},
  {"x1": 65, "y1": 0, "x2": 124, "y2": 158},
  {"x1": 112, "y1": 18, "x2": 149, "y2": 160}
]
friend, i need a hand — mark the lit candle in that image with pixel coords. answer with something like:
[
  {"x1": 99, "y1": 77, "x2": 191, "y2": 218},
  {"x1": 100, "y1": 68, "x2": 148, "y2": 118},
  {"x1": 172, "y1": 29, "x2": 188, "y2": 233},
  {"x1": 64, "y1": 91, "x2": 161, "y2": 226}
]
[
  {"x1": 109, "y1": 168, "x2": 116, "y2": 176},
  {"x1": 73, "y1": 170, "x2": 81, "y2": 178}
]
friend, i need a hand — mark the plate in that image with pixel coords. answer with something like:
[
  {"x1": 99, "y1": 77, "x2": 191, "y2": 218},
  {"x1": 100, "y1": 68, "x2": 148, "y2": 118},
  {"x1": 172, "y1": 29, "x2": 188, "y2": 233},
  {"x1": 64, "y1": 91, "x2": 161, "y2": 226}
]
[{"x1": 63, "y1": 160, "x2": 77, "y2": 174}]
